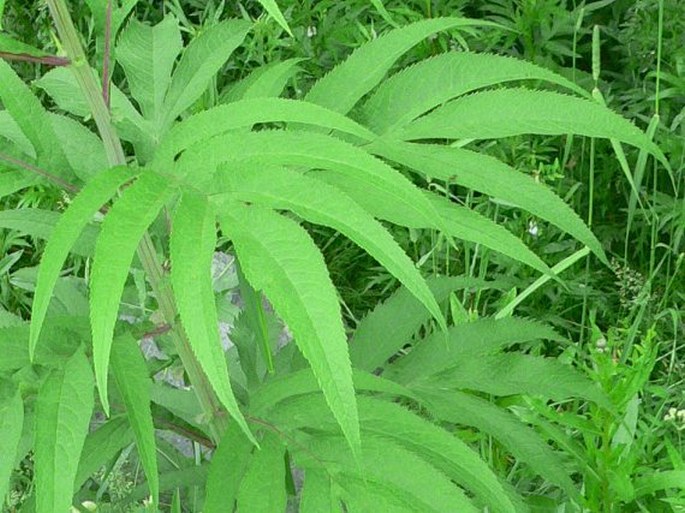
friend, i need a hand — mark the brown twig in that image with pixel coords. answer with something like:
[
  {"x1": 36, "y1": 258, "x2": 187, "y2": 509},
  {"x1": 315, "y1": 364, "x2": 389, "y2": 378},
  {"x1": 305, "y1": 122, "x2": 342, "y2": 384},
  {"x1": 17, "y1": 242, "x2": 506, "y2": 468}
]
[
  {"x1": 141, "y1": 323, "x2": 173, "y2": 339},
  {"x1": 0, "y1": 52, "x2": 70, "y2": 66},
  {"x1": 0, "y1": 151, "x2": 79, "y2": 193},
  {"x1": 102, "y1": 0, "x2": 113, "y2": 109}
]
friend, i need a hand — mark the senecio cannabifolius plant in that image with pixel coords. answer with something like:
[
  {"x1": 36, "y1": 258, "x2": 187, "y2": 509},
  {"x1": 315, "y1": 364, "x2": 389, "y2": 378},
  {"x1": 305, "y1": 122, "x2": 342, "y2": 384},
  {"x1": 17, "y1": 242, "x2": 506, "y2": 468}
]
[{"x1": 0, "y1": 0, "x2": 667, "y2": 511}]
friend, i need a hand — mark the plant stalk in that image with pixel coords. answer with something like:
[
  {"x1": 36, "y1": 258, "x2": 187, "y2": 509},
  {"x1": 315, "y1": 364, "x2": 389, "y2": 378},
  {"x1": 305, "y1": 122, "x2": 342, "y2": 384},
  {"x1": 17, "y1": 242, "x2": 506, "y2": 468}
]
[{"x1": 46, "y1": 0, "x2": 228, "y2": 441}]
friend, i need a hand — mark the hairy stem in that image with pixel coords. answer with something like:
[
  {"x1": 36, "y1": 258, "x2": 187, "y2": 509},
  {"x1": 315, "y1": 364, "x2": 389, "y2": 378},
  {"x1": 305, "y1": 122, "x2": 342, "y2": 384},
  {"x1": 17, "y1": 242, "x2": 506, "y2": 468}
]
[{"x1": 46, "y1": 0, "x2": 228, "y2": 441}]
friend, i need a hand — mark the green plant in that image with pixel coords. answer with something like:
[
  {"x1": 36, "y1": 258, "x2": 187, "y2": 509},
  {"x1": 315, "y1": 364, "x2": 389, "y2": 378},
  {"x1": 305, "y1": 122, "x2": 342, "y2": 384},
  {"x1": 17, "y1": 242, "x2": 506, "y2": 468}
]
[{"x1": 0, "y1": 0, "x2": 671, "y2": 511}]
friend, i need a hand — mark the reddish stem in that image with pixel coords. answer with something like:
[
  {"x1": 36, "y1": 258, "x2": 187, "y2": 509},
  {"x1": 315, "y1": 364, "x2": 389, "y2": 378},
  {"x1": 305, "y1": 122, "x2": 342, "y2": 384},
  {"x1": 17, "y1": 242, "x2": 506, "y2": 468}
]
[{"x1": 102, "y1": 0, "x2": 113, "y2": 108}]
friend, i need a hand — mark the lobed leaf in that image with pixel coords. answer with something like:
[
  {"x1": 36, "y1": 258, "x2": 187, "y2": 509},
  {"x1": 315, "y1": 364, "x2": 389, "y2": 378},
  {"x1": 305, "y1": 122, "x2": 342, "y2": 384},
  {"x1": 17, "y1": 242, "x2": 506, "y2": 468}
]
[
  {"x1": 116, "y1": 15, "x2": 182, "y2": 124},
  {"x1": 162, "y1": 19, "x2": 251, "y2": 126},
  {"x1": 419, "y1": 353, "x2": 609, "y2": 407},
  {"x1": 174, "y1": 130, "x2": 444, "y2": 232},
  {"x1": 426, "y1": 191, "x2": 550, "y2": 275},
  {"x1": 387, "y1": 317, "x2": 565, "y2": 383},
  {"x1": 153, "y1": 99, "x2": 375, "y2": 169},
  {"x1": 362, "y1": 51, "x2": 589, "y2": 134},
  {"x1": 395, "y1": 88, "x2": 668, "y2": 166},
  {"x1": 422, "y1": 389, "x2": 581, "y2": 501},
  {"x1": 34, "y1": 349, "x2": 94, "y2": 513},
  {"x1": 350, "y1": 276, "x2": 504, "y2": 371},
  {"x1": 0, "y1": 60, "x2": 73, "y2": 179},
  {"x1": 220, "y1": 58, "x2": 303, "y2": 103},
  {"x1": 370, "y1": 140, "x2": 608, "y2": 263},
  {"x1": 49, "y1": 113, "x2": 108, "y2": 182},
  {"x1": 30, "y1": 166, "x2": 137, "y2": 360},
  {"x1": 110, "y1": 335, "x2": 159, "y2": 506},
  {"x1": 90, "y1": 171, "x2": 174, "y2": 414},
  {"x1": 170, "y1": 192, "x2": 255, "y2": 443},
  {"x1": 251, "y1": 368, "x2": 419, "y2": 417},
  {"x1": 295, "y1": 434, "x2": 479, "y2": 513},
  {"x1": 308, "y1": 167, "x2": 549, "y2": 275},
  {"x1": 34, "y1": 67, "x2": 153, "y2": 151},
  {"x1": 217, "y1": 204, "x2": 360, "y2": 452},
  {"x1": 213, "y1": 165, "x2": 445, "y2": 331},
  {"x1": 305, "y1": 17, "x2": 494, "y2": 115},
  {"x1": 270, "y1": 394, "x2": 516, "y2": 513},
  {"x1": 357, "y1": 398, "x2": 515, "y2": 513}
]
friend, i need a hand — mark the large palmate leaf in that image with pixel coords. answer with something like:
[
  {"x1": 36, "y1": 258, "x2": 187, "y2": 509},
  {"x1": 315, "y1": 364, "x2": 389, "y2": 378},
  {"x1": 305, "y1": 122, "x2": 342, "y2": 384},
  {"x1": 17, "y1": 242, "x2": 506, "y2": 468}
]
[
  {"x1": 170, "y1": 192, "x2": 255, "y2": 443},
  {"x1": 212, "y1": 165, "x2": 445, "y2": 330},
  {"x1": 111, "y1": 335, "x2": 159, "y2": 506},
  {"x1": 34, "y1": 349, "x2": 94, "y2": 513},
  {"x1": 30, "y1": 165, "x2": 137, "y2": 360},
  {"x1": 117, "y1": 15, "x2": 183, "y2": 125},
  {"x1": 162, "y1": 19, "x2": 250, "y2": 126},
  {"x1": 361, "y1": 51, "x2": 590, "y2": 133},
  {"x1": 90, "y1": 171, "x2": 174, "y2": 413},
  {"x1": 305, "y1": 17, "x2": 494, "y2": 114},
  {"x1": 217, "y1": 204, "x2": 360, "y2": 451}
]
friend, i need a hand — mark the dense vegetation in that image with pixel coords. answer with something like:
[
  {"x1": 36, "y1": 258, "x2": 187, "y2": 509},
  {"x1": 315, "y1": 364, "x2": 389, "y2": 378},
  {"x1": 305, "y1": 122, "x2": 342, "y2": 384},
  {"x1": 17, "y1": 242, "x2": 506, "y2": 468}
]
[{"x1": 0, "y1": 0, "x2": 683, "y2": 512}]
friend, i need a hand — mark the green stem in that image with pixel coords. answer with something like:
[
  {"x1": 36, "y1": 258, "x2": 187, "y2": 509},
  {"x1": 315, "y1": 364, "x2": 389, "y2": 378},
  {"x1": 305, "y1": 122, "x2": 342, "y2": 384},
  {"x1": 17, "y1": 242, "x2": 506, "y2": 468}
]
[{"x1": 46, "y1": 0, "x2": 227, "y2": 441}]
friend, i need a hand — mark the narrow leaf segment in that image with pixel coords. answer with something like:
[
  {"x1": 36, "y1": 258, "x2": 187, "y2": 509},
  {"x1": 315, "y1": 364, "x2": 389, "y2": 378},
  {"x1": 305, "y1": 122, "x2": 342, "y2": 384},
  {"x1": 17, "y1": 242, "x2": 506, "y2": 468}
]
[
  {"x1": 170, "y1": 192, "x2": 256, "y2": 444},
  {"x1": 218, "y1": 204, "x2": 361, "y2": 452},
  {"x1": 90, "y1": 170, "x2": 174, "y2": 414}
]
